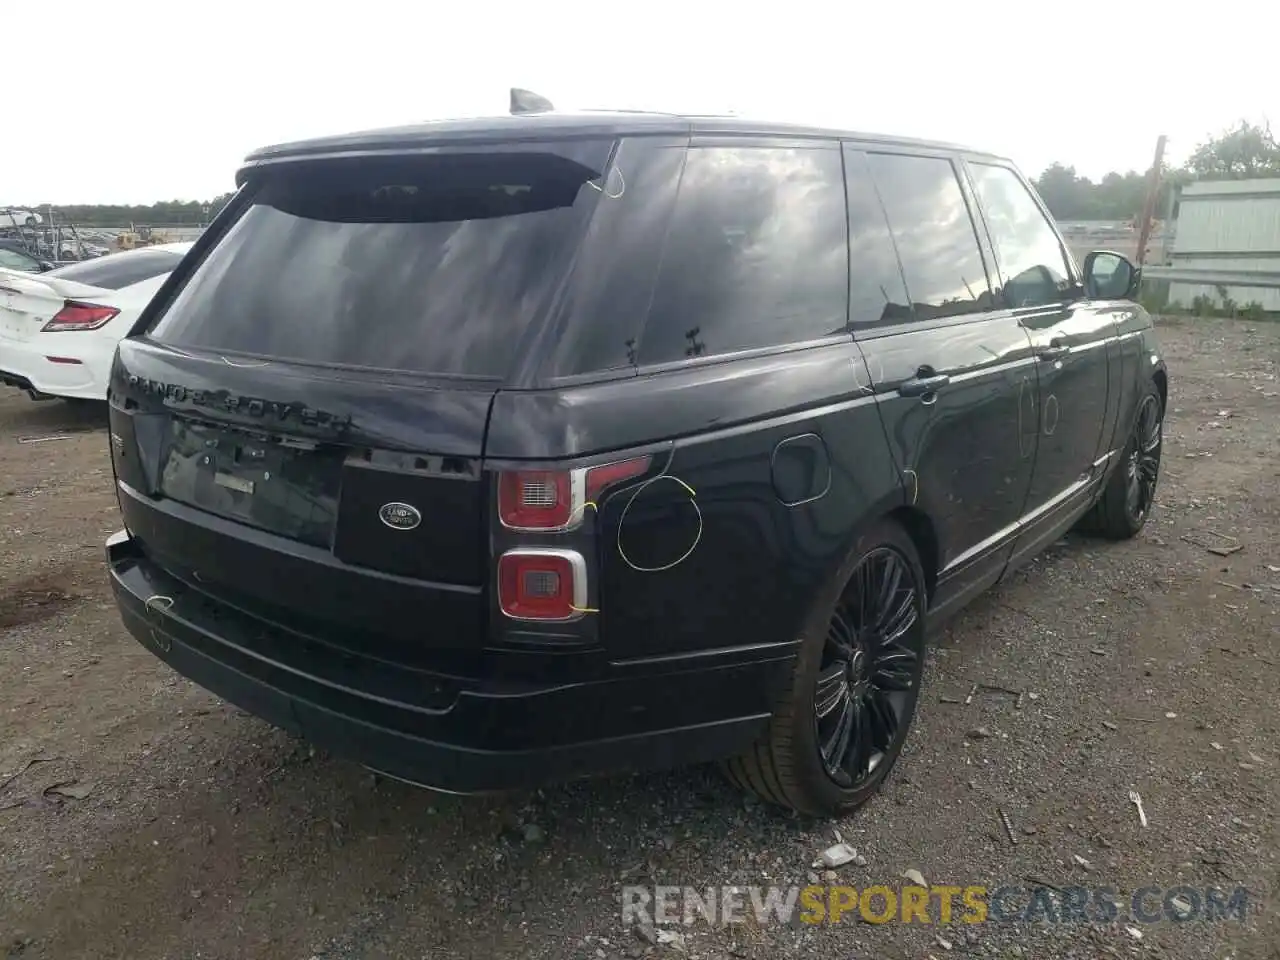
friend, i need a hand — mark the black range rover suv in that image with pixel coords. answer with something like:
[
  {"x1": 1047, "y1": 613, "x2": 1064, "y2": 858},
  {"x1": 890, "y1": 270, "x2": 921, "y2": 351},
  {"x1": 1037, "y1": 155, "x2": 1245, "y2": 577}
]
[{"x1": 105, "y1": 106, "x2": 1167, "y2": 816}]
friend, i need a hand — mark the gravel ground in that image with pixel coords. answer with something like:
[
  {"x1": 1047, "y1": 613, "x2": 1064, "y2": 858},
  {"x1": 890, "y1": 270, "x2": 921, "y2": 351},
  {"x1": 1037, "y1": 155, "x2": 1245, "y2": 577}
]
[{"x1": 1, "y1": 316, "x2": 1277, "y2": 960}]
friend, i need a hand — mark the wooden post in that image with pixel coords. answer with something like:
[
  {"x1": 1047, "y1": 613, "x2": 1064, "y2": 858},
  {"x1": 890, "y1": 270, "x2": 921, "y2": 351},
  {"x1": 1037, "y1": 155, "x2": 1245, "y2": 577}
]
[{"x1": 1135, "y1": 135, "x2": 1167, "y2": 267}]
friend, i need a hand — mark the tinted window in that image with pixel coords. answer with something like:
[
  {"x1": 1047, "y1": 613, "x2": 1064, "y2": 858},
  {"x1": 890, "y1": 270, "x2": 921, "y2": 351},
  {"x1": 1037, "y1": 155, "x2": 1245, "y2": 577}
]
[
  {"x1": 970, "y1": 163, "x2": 1072, "y2": 308},
  {"x1": 150, "y1": 141, "x2": 611, "y2": 378},
  {"x1": 0, "y1": 247, "x2": 41, "y2": 272},
  {"x1": 866, "y1": 153, "x2": 991, "y2": 321},
  {"x1": 638, "y1": 145, "x2": 847, "y2": 364},
  {"x1": 544, "y1": 138, "x2": 686, "y2": 378},
  {"x1": 48, "y1": 249, "x2": 184, "y2": 290},
  {"x1": 843, "y1": 149, "x2": 912, "y2": 328}
]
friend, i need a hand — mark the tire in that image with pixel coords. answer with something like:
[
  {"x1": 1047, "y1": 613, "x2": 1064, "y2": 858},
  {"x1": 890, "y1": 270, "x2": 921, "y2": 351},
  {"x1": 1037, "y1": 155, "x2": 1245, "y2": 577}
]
[
  {"x1": 1082, "y1": 381, "x2": 1163, "y2": 540},
  {"x1": 723, "y1": 518, "x2": 927, "y2": 817}
]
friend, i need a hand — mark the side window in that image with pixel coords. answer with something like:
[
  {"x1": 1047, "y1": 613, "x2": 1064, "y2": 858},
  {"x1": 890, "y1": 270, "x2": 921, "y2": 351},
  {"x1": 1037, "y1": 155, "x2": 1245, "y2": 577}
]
[
  {"x1": 866, "y1": 153, "x2": 992, "y2": 321},
  {"x1": 0, "y1": 248, "x2": 41, "y2": 272},
  {"x1": 638, "y1": 144, "x2": 848, "y2": 365},
  {"x1": 843, "y1": 149, "x2": 912, "y2": 328},
  {"x1": 969, "y1": 163, "x2": 1073, "y2": 308}
]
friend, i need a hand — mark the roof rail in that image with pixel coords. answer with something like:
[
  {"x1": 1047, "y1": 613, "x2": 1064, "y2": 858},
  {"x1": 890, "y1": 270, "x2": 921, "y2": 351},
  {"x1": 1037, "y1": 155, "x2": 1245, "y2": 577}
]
[
  {"x1": 578, "y1": 107, "x2": 683, "y2": 117},
  {"x1": 510, "y1": 88, "x2": 555, "y2": 115}
]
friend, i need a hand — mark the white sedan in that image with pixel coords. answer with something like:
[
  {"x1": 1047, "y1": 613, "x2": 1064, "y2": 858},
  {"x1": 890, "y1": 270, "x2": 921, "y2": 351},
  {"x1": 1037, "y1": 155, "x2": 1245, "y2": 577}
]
[
  {"x1": 1, "y1": 207, "x2": 43, "y2": 227},
  {"x1": 0, "y1": 242, "x2": 193, "y2": 402}
]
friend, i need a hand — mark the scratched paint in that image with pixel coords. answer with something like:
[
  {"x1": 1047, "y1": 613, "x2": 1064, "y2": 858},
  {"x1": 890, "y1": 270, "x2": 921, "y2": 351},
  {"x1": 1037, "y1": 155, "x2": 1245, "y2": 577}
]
[
  {"x1": 1018, "y1": 376, "x2": 1037, "y2": 460},
  {"x1": 615, "y1": 475, "x2": 703, "y2": 574},
  {"x1": 1043, "y1": 394, "x2": 1059, "y2": 436}
]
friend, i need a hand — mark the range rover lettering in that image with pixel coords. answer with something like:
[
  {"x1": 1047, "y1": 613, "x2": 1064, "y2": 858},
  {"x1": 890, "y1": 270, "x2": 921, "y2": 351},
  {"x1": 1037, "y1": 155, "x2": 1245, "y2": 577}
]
[{"x1": 104, "y1": 97, "x2": 1166, "y2": 816}]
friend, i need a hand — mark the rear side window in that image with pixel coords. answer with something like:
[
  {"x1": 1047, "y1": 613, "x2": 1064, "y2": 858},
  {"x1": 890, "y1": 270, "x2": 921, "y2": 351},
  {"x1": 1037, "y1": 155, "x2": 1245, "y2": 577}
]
[
  {"x1": 968, "y1": 162, "x2": 1073, "y2": 308},
  {"x1": 866, "y1": 153, "x2": 992, "y2": 321},
  {"x1": 637, "y1": 144, "x2": 848, "y2": 365},
  {"x1": 842, "y1": 149, "x2": 912, "y2": 329},
  {"x1": 540, "y1": 137, "x2": 687, "y2": 379},
  {"x1": 149, "y1": 141, "x2": 612, "y2": 378},
  {"x1": 47, "y1": 249, "x2": 183, "y2": 290}
]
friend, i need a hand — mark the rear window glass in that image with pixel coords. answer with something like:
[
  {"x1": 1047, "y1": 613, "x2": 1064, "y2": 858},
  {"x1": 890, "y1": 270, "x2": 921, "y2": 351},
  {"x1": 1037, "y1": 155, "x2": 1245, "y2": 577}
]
[
  {"x1": 0, "y1": 246, "x2": 42, "y2": 272},
  {"x1": 47, "y1": 249, "x2": 184, "y2": 290},
  {"x1": 149, "y1": 142, "x2": 612, "y2": 379}
]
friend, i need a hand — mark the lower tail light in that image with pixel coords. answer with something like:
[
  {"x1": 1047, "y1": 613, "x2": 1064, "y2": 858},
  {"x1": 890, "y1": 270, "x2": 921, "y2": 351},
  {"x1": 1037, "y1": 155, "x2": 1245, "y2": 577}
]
[
  {"x1": 497, "y1": 456, "x2": 651, "y2": 531},
  {"x1": 41, "y1": 301, "x2": 120, "y2": 332},
  {"x1": 498, "y1": 549, "x2": 587, "y2": 621}
]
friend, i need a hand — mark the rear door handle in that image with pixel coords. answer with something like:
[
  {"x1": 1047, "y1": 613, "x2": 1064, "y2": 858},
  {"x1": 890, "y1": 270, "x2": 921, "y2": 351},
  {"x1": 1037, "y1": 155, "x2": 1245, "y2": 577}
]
[
  {"x1": 898, "y1": 373, "x2": 951, "y2": 398},
  {"x1": 1037, "y1": 338, "x2": 1069, "y2": 361}
]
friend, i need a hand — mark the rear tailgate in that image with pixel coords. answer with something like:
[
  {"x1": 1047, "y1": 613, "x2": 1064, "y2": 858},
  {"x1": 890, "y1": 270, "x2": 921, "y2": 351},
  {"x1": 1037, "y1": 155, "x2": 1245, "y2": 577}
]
[
  {"x1": 111, "y1": 339, "x2": 495, "y2": 653},
  {"x1": 0, "y1": 269, "x2": 107, "y2": 342}
]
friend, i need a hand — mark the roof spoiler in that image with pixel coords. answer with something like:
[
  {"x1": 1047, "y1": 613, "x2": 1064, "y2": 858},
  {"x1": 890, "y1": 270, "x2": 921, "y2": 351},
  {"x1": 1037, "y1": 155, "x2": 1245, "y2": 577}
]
[
  {"x1": 510, "y1": 88, "x2": 554, "y2": 115},
  {"x1": 0, "y1": 267, "x2": 107, "y2": 299}
]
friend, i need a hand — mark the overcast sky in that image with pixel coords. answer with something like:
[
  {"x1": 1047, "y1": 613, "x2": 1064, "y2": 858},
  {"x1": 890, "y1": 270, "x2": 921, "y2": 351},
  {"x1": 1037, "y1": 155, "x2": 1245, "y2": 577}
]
[{"x1": 6, "y1": 0, "x2": 1275, "y2": 205}]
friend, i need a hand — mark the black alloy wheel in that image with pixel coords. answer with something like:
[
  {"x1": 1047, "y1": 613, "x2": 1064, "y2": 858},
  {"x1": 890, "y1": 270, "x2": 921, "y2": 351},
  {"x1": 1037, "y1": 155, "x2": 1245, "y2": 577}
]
[
  {"x1": 1124, "y1": 393, "x2": 1162, "y2": 525},
  {"x1": 724, "y1": 520, "x2": 927, "y2": 816},
  {"x1": 814, "y1": 547, "x2": 921, "y2": 788},
  {"x1": 1081, "y1": 380, "x2": 1164, "y2": 540}
]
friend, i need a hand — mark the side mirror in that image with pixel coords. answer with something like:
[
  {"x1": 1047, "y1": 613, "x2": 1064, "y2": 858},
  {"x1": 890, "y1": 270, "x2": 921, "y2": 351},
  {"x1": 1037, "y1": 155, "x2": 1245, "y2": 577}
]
[
  {"x1": 1083, "y1": 250, "x2": 1140, "y2": 301},
  {"x1": 38, "y1": 261, "x2": 56, "y2": 272}
]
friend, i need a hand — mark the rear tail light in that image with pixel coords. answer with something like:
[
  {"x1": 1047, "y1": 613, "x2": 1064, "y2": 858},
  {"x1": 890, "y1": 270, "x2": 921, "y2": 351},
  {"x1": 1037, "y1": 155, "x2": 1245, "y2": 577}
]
[
  {"x1": 498, "y1": 549, "x2": 587, "y2": 621},
  {"x1": 41, "y1": 301, "x2": 119, "y2": 332},
  {"x1": 498, "y1": 471, "x2": 578, "y2": 530},
  {"x1": 497, "y1": 456, "x2": 651, "y2": 531},
  {"x1": 584, "y1": 456, "x2": 652, "y2": 500}
]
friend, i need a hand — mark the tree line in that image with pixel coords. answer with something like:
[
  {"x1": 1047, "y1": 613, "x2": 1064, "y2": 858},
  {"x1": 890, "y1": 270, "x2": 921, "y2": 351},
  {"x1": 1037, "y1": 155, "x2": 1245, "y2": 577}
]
[
  {"x1": 16, "y1": 121, "x2": 1280, "y2": 226},
  {"x1": 1035, "y1": 120, "x2": 1279, "y2": 222},
  {"x1": 22, "y1": 193, "x2": 239, "y2": 228}
]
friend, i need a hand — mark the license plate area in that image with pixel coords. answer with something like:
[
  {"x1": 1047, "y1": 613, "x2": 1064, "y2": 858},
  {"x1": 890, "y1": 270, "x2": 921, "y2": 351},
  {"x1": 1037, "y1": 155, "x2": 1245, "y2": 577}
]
[
  {"x1": 0, "y1": 308, "x2": 33, "y2": 341},
  {"x1": 158, "y1": 418, "x2": 344, "y2": 548}
]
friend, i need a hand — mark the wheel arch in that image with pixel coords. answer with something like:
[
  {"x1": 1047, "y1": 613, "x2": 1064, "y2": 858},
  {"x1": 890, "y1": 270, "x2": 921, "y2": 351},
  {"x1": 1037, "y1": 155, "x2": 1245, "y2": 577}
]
[
  {"x1": 798, "y1": 497, "x2": 942, "y2": 641},
  {"x1": 886, "y1": 505, "x2": 940, "y2": 602}
]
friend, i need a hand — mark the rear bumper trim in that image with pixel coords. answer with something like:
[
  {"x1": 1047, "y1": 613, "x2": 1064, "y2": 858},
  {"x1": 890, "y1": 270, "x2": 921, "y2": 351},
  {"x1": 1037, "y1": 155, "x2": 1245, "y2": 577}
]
[
  {"x1": 0, "y1": 340, "x2": 106, "y2": 399},
  {"x1": 107, "y1": 532, "x2": 790, "y2": 793}
]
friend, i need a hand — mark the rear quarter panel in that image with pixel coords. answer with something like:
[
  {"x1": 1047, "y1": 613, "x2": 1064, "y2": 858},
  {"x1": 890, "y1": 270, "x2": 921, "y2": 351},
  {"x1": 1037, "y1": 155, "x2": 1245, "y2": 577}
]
[{"x1": 487, "y1": 343, "x2": 904, "y2": 661}]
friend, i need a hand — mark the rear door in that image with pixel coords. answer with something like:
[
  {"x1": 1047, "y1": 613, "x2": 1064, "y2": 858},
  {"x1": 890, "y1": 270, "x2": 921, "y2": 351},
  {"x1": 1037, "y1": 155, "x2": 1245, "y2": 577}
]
[
  {"x1": 963, "y1": 160, "x2": 1114, "y2": 563},
  {"x1": 113, "y1": 140, "x2": 613, "y2": 654},
  {"x1": 847, "y1": 147, "x2": 1039, "y2": 619}
]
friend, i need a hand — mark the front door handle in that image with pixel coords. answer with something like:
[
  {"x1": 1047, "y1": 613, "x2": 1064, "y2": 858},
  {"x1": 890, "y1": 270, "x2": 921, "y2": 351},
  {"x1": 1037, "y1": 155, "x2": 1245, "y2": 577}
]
[
  {"x1": 898, "y1": 373, "x2": 951, "y2": 399},
  {"x1": 1037, "y1": 337, "x2": 1069, "y2": 362}
]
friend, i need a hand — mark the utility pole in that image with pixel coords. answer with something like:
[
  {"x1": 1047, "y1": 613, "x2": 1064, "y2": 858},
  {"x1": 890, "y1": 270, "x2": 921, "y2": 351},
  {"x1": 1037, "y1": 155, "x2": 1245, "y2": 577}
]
[{"x1": 1135, "y1": 134, "x2": 1168, "y2": 267}]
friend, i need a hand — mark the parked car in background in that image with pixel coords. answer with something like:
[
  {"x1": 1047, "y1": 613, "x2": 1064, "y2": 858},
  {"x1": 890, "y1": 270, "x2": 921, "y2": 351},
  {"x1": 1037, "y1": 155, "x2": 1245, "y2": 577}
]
[
  {"x1": 0, "y1": 242, "x2": 192, "y2": 401},
  {"x1": 1, "y1": 207, "x2": 43, "y2": 227},
  {"x1": 0, "y1": 239, "x2": 55, "y2": 273},
  {"x1": 103, "y1": 108, "x2": 1166, "y2": 816}
]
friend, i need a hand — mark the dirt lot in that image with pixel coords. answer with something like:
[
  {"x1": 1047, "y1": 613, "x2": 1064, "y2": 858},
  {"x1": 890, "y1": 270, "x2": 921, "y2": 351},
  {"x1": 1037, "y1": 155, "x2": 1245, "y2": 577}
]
[{"x1": 1, "y1": 317, "x2": 1277, "y2": 960}]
